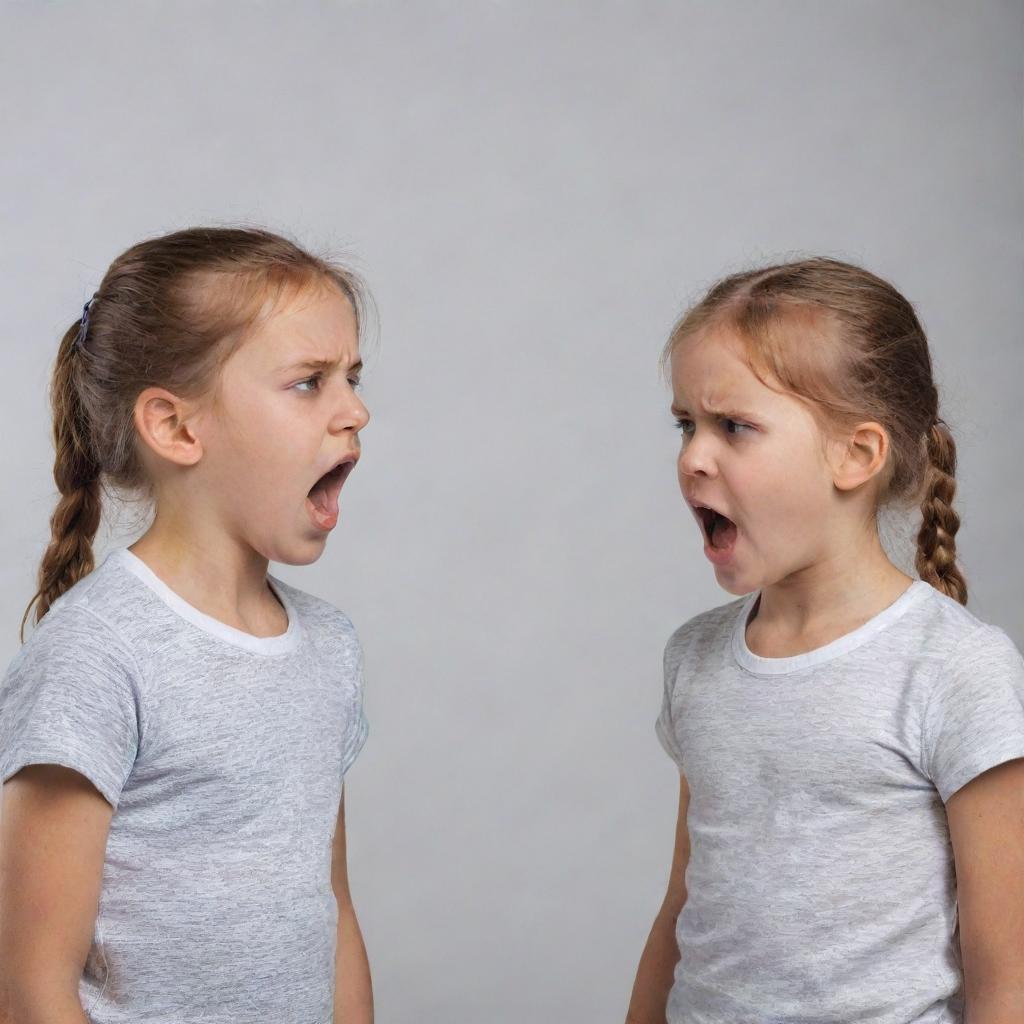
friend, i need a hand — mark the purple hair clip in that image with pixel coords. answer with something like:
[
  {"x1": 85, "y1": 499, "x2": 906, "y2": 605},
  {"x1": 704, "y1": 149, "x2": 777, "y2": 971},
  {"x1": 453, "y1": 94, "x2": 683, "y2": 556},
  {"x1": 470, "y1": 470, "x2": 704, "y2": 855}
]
[{"x1": 72, "y1": 292, "x2": 99, "y2": 353}]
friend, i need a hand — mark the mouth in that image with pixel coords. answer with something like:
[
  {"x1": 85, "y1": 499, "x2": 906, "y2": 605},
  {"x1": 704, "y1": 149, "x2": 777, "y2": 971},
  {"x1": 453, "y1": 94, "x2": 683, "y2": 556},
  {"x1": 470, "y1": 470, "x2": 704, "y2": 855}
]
[
  {"x1": 687, "y1": 499, "x2": 739, "y2": 552},
  {"x1": 306, "y1": 453, "x2": 359, "y2": 530}
]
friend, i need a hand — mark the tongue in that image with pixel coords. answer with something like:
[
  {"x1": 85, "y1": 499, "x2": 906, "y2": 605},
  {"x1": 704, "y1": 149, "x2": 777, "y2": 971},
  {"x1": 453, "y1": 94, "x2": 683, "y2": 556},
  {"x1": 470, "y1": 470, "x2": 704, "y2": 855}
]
[
  {"x1": 308, "y1": 477, "x2": 340, "y2": 528},
  {"x1": 711, "y1": 513, "x2": 738, "y2": 549}
]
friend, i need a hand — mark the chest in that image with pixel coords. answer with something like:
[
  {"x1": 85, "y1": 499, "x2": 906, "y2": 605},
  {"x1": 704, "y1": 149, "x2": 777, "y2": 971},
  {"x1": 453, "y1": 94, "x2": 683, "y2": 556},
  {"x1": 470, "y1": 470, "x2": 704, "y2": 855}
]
[
  {"x1": 669, "y1": 661, "x2": 930, "y2": 828},
  {"x1": 122, "y1": 638, "x2": 361, "y2": 842}
]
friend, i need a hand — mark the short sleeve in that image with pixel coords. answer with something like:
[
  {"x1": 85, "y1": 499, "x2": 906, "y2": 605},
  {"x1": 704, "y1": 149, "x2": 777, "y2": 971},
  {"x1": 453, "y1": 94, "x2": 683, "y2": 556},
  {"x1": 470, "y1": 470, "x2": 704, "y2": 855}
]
[
  {"x1": 336, "y1": 613, "x2": 368, "y2": 778},
  {"x1": 655, "y1": 625, "x2": 687, "y2": 769},
  {"x1": 0, "y1": 607, "x2": 141, "y2": 809},
  {"x1": 921, "y1": 623, "x2": 1024, "y2": 803},
  {"x1": 340, "y1": 687, "x2": 368, "y2": 777}
]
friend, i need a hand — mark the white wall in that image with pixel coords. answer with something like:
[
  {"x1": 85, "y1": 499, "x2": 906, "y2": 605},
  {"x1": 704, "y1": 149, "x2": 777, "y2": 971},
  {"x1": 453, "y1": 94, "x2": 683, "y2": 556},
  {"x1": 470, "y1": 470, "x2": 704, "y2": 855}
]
[{"x1": 2, "y1": 3, "x2": 1021, "y2": 1020}]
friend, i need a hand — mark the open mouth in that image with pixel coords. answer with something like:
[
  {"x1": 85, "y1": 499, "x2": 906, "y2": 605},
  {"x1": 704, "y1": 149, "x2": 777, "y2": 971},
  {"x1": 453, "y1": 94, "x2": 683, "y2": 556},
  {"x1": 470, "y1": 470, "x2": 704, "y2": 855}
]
[
  {"x1": 307, "y1": 457, "x2": 357, "y2": 525},
  {"x1": 693, "y1": 504, "x2": 739, "y2": 551}
]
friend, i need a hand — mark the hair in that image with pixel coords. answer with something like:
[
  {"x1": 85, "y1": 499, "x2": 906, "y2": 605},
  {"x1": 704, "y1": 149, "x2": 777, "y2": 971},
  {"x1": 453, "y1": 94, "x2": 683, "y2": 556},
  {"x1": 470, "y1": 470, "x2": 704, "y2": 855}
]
[
  {"x1": 661, "y1": 256, "x2": 967, "y2": 605},
  {"x1": 21, "y1": 225, "x2": 371, "y2": 642}
]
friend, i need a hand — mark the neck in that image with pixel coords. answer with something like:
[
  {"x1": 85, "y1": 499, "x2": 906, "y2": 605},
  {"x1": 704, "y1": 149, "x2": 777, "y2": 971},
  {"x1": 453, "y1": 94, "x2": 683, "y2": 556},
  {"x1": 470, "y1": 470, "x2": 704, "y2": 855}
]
[
  {"x1": 125, "y1": 511, "x2": 279, "y2": 630},
  {"x1": 753, "y1": 532, "x2": 915, "y2": 639}
]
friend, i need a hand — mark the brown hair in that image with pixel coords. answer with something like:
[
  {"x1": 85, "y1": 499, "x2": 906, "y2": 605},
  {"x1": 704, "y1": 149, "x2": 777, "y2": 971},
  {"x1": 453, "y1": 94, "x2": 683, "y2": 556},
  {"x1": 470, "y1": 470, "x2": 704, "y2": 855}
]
[
  {"x1": 662, "y1": 256, "x2": 967, "y2": 604},
  {"x1": 21, "y1": 225, "x2": 370, "y2": 642}
]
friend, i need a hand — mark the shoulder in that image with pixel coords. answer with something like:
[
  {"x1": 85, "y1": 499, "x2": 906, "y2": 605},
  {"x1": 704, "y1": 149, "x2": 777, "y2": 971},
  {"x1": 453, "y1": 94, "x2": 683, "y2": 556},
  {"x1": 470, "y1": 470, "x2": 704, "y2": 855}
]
[
  {"x1": 915, "y1": 584, "x2": 1024, "y2": 730},
  {"x1": 1, "y1": 597, "x2": 142, "y2": 744},
  {"x1": 268, "y1": 575, "x2": 361, "y2": 646},
  {"x1": 9, "y1": 582, "x2": 139, "y2": 686},
  {"x1": 916, "y1": 596, "x2": 1024, "y2": 803},
  {"x1": 909, "y1": 583, "x2": 1022, "y2": 670},
  {"x1": 663, "y1": 593, "x2": 750, "y2": 675},
  {"x1": 921, "y1": 613, "x2": 1024, "y2": 733},
  {"x1": 943, "y1": 620, "x2": 1024, "y2": 683},
  {"x1": 29, "y1": 549, "x2": 161, "y2": 665},
  {"x1": 1, "y1": 569, "x2": 145, "y2": 807}
]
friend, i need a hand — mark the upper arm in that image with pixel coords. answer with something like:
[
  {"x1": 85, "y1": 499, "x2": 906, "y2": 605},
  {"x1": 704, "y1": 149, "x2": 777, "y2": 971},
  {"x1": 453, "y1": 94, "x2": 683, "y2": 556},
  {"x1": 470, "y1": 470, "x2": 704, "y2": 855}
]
[
  {"x1": 0, "y1": 764, "x2": 113, "y2": 1005},
  {"x1": 331, "y1": 784, "x2": 351, "y2": 907},
  {"x1": 945, "y1": 756, "x2": 1024, "y2": 996},
  {"x1": 663, "y1": 771, "x2": 691, "y2": 917}
]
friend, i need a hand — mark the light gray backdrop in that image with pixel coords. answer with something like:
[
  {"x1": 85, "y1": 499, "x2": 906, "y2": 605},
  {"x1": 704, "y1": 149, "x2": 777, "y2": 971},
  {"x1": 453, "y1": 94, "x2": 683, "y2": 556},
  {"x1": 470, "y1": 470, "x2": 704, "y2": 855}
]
[{"x1": 2, "y1": 2, "x2": 1022, "y2": 1021}]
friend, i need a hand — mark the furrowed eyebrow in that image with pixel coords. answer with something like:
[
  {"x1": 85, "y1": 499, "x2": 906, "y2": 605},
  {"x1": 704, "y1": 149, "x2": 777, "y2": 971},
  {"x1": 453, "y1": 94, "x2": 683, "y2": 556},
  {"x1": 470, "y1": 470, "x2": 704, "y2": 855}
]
[
  {"x1": 280, "y1": 357, "x2": 363, "y2": 374},
  {"x1": 670, "y1": 403, "x2": 758, "y2": 420}
]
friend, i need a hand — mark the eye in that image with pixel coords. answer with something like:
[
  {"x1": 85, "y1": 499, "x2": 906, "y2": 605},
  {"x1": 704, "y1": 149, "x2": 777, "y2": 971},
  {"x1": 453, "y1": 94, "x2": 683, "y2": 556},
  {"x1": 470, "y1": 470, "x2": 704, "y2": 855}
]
[
  {"x1": 347, "y1": 376, "x2": 362, "y2": 391},
  {"x1": 672, "y1": 417, "x2": 752, "y2": 437},
  {"x1": 294, "y1": 373, "x2": 323, "y2": 393},
  {"x1": 724, "y1": 418, "x2": 751, "y2": 435}
]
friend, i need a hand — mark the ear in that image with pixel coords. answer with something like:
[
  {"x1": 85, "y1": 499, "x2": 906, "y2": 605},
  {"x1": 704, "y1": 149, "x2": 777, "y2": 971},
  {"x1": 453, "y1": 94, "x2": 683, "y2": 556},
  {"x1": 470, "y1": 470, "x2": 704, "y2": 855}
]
[
  {"x1": 830, "y1": 421, "x2": 889, "y2": 492},
  {"x1": 133, "y1": 387, "x2": 204, "y2": 468}
]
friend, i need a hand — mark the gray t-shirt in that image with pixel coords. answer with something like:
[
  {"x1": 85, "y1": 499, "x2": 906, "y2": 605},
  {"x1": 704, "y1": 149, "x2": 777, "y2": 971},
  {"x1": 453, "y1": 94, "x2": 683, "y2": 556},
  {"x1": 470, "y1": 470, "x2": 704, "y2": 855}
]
[
  {"x1": 656, "y1": 579, "x2": 1024, "y2": 1024},
  {"x1": 0, "y1": 546, "x2": 368, "y2": 1024}
]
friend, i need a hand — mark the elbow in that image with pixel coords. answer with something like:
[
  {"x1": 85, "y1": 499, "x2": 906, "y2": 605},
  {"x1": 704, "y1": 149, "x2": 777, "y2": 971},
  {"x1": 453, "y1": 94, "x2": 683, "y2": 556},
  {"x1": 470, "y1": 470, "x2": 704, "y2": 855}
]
[{"x1": 660, "y1": 885, "x2": 688, "y2": 925}]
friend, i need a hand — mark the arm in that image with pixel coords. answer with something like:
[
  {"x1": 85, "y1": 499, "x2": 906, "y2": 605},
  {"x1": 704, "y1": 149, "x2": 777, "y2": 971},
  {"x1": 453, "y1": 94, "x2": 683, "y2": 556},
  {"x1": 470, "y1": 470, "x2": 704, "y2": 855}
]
[
  {"x1": 331, "y1": 785, "x2": 373, "y2": 1024},
  {"x1": 945, "y1": 756, "x2": 1024, "y2": 1024},
  {"x1": 625, "y1": 771, "x2": 690, "y2": 1024},
  {"x1": 0, "y1": 764, "x2": 112, "y2": 1024}
]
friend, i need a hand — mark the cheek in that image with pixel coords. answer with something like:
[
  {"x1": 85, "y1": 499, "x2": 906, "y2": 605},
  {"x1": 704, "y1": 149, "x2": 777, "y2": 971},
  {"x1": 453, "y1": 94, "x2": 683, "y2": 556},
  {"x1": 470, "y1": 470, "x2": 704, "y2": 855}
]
[
  {"x1": 726, "y1": 449, "x2": 793, "y2": 509},
  {"x1": 210, "y1": 405, "x2": 305, "y2": 492},
  {"x1": 752, "y1": 464, "x2": 830, "y2": 541},
  {"x1": 236, "y1": 394, "x2": 309, "y2": 451}
]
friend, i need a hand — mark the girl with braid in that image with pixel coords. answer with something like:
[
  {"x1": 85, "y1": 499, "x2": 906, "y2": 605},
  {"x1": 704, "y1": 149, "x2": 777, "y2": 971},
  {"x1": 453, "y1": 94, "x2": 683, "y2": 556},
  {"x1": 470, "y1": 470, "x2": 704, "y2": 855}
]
[
  {"x1": 0, "y1": 227, "x2": 374, "y2": 1023},
  {"x1": 627, "y1": 258, "x2": 1024, "y2": 1024}
]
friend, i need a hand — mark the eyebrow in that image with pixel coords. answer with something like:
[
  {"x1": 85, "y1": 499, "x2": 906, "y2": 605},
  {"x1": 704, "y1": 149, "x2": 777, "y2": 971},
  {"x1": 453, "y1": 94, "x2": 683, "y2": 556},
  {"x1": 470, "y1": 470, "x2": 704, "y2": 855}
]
[
  {"x1": 279, "y1": 357, "x2": 363, "y2": 374},
  {"x1": 670, "y1": 402, "x2": 759, "y2": 420}
]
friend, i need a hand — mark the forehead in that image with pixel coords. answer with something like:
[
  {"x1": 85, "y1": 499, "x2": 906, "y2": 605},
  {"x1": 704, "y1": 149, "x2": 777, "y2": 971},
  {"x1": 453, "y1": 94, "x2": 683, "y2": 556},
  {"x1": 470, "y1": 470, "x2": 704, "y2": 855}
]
[
  {"x1": 670, "y1": 325, "x2": 777, "y2": 408},
  {"x1": 243, "y1": 281, "x2": 359, "y2": 365}
]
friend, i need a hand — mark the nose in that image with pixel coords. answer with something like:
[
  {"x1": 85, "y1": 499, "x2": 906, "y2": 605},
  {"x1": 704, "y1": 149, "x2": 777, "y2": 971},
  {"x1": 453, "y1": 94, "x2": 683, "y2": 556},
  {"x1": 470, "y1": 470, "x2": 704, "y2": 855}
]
[
  {"x1": 677, "y1": 431, "x2": 716, "y2": 479},
  {"x1": 331, "y1": 388, "x2": 370, "y2": 433}
]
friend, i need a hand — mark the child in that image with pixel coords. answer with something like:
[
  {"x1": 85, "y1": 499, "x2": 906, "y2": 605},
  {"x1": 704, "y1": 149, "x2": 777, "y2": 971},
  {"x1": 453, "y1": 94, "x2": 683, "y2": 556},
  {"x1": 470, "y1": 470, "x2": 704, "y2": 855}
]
[
  {"x1": 0, "y1": 227, "x2": 374, "y2": 1023},
  {"x1": 626, "y1": 258, "x2": 1024, "y2": 1024}
]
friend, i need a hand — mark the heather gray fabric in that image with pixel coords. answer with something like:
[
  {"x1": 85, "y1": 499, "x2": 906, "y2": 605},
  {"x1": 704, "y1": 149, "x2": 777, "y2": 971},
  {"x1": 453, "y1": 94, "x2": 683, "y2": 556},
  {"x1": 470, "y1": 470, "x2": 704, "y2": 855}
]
[
  {"x1": 0, "y1": 546, "x2": 368, "y2": 1024},
  {"x1": 655, "y1": 579, "x2": 1024, "y2": 1024}
]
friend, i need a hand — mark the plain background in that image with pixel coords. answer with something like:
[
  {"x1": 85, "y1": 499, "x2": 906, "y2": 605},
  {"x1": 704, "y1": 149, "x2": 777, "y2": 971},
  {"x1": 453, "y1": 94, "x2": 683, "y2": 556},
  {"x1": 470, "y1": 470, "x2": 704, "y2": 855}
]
[{"x1": 2, "y1": 2, "x2": 1022, "y2": 1021}]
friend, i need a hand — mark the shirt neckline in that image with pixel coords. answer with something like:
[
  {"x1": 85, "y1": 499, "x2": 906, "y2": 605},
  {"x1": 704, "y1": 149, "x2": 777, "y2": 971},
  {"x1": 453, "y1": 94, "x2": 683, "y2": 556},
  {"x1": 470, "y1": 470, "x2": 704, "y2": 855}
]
[
  {"x1": 108, "y1": 546, "x2": 302, "y2": 655},
  {"x1": 731, "y1": 579, "x2": 932, "y2": 676}
]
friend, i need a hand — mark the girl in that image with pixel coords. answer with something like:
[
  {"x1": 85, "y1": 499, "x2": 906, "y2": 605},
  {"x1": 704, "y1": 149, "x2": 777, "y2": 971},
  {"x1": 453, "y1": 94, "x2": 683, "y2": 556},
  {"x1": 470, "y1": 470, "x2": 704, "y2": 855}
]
[
  {"x1": 626, "y1": 258, "x2": 1024, "y2": 1024},
  {"x1": 0, "y1": 227, "x2": 374, "y2": 1024}
]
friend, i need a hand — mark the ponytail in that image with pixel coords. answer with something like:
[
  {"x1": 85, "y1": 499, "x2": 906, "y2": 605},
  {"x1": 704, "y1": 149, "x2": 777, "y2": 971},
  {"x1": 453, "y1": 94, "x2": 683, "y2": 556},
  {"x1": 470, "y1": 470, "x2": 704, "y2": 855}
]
[
  {"x1": 19, "y1": 323, "x2": 105, "y2": 642},
  {"x1": 914, "y1": 419, "x2": 967, "y2": 605}
]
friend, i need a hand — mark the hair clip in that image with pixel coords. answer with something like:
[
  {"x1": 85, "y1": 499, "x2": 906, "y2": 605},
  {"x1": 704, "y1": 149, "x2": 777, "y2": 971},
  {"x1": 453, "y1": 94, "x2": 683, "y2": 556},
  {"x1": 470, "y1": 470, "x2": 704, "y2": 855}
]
[{"x1": 72, "y1": 292, "x2": 99, "y2": 353}]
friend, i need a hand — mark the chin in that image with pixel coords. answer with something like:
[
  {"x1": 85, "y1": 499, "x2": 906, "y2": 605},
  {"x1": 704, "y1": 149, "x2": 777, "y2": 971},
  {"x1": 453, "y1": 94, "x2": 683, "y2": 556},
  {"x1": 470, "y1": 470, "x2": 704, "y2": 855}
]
[
  {"x1": 260, "y1": 534, "x2": 329, "y2": 568},
  {"x1": 713, "y1": 566, "x2": 760, "y2": 597},
  {"x1": 716, "y1": 578, "x2": 752, "y2": 597},
  {"x1": 288, "y1": 546, "x2": 328, "y2": 567}
]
